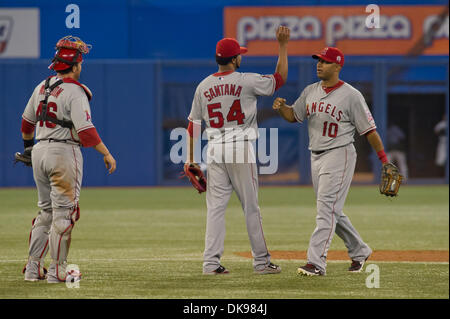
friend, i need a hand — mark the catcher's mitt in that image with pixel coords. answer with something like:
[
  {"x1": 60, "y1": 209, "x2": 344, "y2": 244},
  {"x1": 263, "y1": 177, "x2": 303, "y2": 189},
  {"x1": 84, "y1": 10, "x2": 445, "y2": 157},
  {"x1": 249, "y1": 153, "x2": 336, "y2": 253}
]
[
  {"x1": 379, "y1": 162, "x2": 403, "y2": 197},
  {"x1": 181, "y1": 163, "x2": 207, "y2": 194},
  {"x1": 14, "y1": 146, "x2": 33, "y2": 167}
]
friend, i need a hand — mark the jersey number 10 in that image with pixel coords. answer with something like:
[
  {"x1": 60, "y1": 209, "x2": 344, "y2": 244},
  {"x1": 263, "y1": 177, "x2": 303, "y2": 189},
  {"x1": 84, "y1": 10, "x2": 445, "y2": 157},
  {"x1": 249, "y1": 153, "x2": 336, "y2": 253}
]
[
  {"x1": 207, "y1": 99, "x2": 245, "y2": 128},
  {"x1": 322, "y1": 121, "x2": 338, "y2": 138}
]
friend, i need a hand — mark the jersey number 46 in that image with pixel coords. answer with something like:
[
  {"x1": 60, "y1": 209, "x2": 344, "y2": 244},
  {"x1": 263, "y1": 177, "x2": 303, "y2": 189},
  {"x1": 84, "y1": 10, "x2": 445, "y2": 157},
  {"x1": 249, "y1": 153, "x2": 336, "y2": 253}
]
[
  {"x1": 36, "y1": 102, "x2": 58, "y2": 128},
  {"x1": 207, "y1": 99, "x2": 245, "y2": 128}
]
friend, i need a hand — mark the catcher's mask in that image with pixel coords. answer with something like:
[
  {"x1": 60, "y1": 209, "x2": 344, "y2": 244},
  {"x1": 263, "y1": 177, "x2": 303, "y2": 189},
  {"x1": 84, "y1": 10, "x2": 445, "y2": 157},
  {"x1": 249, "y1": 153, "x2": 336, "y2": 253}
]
[{"x1": 48, "y1": 35, "x2": 92, "y2": 71}]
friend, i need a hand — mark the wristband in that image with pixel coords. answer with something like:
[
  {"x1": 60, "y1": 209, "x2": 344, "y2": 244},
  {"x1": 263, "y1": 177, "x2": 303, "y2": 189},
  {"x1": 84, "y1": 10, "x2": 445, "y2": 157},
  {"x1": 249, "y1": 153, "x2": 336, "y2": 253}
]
[
  {"x1": 377, "y1": 150, "x2": 388, "y2": 164},
  {"x1": 23, "y1": 139, "x2": 34, "y2": 149}
]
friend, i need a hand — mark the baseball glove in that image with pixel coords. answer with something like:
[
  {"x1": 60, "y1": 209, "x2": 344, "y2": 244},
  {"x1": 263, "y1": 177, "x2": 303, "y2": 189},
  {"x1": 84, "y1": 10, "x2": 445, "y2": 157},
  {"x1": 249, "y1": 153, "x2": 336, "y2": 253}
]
[
  {"x1": 181, "y1": 163, "x2": 207, "y2": 194},
  {"x1": 379, "y1": 162, "x2": 403, "y2": 197},
  {"x1": 14, "y1": 146, "x2": 33, "y2": 167}
]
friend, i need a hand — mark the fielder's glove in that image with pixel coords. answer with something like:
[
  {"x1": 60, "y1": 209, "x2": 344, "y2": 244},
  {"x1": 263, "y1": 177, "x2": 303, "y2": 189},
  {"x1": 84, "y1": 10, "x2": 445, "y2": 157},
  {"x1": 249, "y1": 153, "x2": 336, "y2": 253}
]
[
  {"x1": 14, "y1": 146, "x2": 33, "y2": 167},
  {"x1": 181, "y1": 163, "x2": 207, "y2": 194},
  {"x1": 379, "y1": 162, "x2": 403, "y2": 197}
]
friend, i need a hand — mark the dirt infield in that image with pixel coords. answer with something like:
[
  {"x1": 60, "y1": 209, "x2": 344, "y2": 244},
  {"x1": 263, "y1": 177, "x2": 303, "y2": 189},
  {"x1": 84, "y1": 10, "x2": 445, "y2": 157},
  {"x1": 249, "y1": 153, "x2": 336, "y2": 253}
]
[{"x1": 235, "y1": 250, "x2": 449, "y2": 262}]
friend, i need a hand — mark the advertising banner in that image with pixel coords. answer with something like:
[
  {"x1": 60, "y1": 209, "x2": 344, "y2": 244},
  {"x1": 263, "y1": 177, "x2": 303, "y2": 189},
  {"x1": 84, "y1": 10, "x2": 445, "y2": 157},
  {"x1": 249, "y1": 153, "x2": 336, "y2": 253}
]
[
  {"x1": 0, "y1": 8, "x2": 39, "y2": 58},
  {"x1": 224, "y1": 5, "x2": 449, "y2": 56}
]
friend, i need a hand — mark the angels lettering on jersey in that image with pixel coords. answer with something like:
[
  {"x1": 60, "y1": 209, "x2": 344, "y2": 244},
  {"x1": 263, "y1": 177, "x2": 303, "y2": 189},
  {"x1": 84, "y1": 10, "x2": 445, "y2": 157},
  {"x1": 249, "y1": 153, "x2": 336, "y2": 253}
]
[
  {"x1": 292, "y1": 81, "x2": 376, "y2": 151},
  {"x1": 305, "y1": 101, "x2": 344, "y2": 122}
]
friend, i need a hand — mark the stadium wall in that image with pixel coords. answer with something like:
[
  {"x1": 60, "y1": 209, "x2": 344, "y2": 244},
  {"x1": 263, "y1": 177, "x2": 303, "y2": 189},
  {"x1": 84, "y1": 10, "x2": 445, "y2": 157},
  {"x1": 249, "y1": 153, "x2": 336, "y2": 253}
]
[{"x1": 0, "y1": 1, "x2": 448, "y2": 186}]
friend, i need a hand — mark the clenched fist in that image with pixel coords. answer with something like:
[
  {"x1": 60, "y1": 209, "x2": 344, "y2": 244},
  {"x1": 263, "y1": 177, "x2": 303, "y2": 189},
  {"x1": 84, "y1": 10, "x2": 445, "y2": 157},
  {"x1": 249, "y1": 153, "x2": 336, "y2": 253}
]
[
  {"x1": 272, "y1": 97, "x2": 287, "y2": 110},
  {"x1": 276, "y1": 26, "x2": 290, "y2": 45}
]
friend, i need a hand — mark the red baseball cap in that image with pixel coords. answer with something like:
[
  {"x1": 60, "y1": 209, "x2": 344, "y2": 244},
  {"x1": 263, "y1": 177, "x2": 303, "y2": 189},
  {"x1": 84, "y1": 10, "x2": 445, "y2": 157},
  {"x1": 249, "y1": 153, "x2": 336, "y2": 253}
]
[
  {"x1": 312, "y1": 47, "x2": 345, "y2": 67},
  {"x1": 216, "y1": 38, "x2": 248, "y2": 58}
]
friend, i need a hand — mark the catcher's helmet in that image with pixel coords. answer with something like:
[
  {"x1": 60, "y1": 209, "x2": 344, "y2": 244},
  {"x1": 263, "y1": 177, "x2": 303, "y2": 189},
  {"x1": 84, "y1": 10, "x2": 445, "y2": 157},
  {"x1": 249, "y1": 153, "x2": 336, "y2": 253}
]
[{"x1": 48, "y1": 35, "x2": 92, "y2": 71}]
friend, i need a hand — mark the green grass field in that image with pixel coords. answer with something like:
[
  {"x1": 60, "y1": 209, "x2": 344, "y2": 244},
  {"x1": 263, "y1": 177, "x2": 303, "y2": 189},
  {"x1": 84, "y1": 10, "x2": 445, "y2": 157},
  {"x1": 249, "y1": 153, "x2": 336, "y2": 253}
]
[{"x1": 0, "y1": 185, "x2": 448, "y2": 299}]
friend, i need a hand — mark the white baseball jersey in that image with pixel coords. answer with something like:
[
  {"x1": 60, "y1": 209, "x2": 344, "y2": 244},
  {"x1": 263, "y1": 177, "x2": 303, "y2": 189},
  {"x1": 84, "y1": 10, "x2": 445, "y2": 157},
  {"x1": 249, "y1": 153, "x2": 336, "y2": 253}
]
[
  {"x1": 188, "y1": 71, "x2": 279, "y2": 144},
  {"x1": 292, "y1": 81, "x2": 376, "y2": 151},
  {"x1": 22, "y1": 76, "x2": 95, "y2": 142}
]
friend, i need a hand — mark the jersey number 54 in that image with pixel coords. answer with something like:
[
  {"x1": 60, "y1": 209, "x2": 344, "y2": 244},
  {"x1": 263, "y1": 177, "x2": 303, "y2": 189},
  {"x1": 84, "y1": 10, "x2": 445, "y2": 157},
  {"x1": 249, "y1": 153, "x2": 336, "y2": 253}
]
[{"x1": 207, "y1": 99, "x2": 245, "y2": 128}]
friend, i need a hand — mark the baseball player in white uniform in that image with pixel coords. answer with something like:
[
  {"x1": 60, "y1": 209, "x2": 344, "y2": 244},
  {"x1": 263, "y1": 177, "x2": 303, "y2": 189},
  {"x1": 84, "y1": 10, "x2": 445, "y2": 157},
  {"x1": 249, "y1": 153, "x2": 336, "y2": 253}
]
[
  {"x1": 434, "y1": 114, "x2": 447, "y2": 167},
  {"x1": 20, "y1": 36, "x2": 116, "y2": 283},
  {"x1": 186, "y1": 26, "x2": 290, "y2": 275},
  {"x1": 386, "y1": 124, "x2": 408, "y2": 180},
  {"x1": 273, "y1": 47, "x2": 390, "y2": 276}
]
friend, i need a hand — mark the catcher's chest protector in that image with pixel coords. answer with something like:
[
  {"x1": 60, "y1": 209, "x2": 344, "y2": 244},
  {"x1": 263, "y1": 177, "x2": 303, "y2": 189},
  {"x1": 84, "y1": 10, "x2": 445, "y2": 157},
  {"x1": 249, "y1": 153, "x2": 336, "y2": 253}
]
[{"x1": 36, "y1": 78, "x2": 73, "y2": 129}]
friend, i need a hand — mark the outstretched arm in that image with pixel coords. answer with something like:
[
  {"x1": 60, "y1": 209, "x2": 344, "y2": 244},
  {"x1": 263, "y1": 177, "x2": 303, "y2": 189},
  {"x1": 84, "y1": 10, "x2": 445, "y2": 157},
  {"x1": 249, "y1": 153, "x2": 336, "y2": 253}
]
[
  {"x1": 272, "y1": 97, "x2": 296, "y2": 123},
  {"x1": 275, "y1": 26, "x2": 290, "y2": 83}
]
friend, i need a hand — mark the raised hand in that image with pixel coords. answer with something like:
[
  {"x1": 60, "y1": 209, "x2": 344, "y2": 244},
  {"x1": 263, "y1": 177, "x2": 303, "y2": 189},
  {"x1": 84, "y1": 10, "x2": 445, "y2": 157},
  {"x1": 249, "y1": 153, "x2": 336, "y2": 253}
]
[{"x1": 276, "y1": 26, "x2": 290, "y2": 45}]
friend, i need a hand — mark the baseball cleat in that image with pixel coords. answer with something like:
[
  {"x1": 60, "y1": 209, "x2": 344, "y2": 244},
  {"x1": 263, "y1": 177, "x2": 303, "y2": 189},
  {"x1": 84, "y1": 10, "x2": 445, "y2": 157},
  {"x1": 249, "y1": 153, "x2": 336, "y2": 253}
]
[
  {"x1": 297, "y1": 263, "x2": 324, "y2": 276},
  {"x1": 203, "y1": 265, "x2": 230, "y2": 275},
  {"x1": 24, "y1": 272, "x2": 47, "y2": 282},
  {"x1": 255, "y1": 262, "x2": 281, "y2": 275},
  {"x1": 348, "y1": 256, "x2": 370, "y2": 273}
]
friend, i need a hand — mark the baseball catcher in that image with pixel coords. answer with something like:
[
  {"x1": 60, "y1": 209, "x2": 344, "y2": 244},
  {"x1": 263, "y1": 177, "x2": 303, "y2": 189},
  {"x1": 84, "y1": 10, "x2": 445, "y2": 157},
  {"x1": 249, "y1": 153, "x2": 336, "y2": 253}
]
[
  {"x1": 182, "y1": 163, "x2": 207, "y2": 193},
  {"x1": 380, "y1": 162, "x2": 403, "y2": 197},
  {"x1": 19, "y1": 35, "x2": 117, "y2": 284}
]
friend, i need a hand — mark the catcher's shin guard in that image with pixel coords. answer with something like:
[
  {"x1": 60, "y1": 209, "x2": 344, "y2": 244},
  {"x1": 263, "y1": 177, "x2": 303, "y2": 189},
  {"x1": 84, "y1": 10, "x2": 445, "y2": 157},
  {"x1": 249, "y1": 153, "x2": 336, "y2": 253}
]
[
  {"x1": 24, "y1": 209, "x2": 52, "y2": 280},
  {"x1": 23, "y1": 258, "x2": 48, "y2": 281},
  {"x1": 48, "y1": 206, "x2": 78, "y2": 282},
  {"x1": 28, "y1": 209, "x2": 52, "y2": 258}
]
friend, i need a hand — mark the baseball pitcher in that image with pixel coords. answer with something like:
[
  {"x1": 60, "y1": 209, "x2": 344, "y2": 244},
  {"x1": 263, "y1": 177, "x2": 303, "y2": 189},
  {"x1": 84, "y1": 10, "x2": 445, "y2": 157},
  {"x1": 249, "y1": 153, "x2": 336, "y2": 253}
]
[
  {"x1": 20, "y1": 36, "x2": 116, "y2": 283},
  {"x1": 185, "y1": 26, "x2": 290, "y2": 275}
]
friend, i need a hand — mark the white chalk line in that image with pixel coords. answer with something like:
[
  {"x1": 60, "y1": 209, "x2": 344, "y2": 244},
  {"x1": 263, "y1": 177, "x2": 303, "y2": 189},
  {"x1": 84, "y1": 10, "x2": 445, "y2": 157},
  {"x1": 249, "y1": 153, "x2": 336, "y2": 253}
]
[{"x1": 0, "y1": 257, "x2": 448, "y2": 265}]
